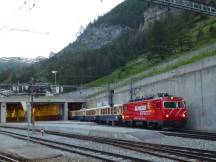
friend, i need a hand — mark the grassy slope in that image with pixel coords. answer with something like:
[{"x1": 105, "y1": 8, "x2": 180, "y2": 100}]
[{"x1": 87, "y1": 15, "x2": 216, "y2": 87}]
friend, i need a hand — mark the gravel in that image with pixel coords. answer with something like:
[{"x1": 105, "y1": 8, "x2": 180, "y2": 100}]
[
  {"x1": 0, "y1": 128, "x2": 174, "y2": 162},
  {"x1": 1, "y1": 123, "x2": 216, "y2": 162},
  {"x1": 144, "y1": 135, "x2": 216, "y2": 152}
]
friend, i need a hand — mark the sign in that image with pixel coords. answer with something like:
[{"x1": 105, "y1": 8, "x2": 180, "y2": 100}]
[
  {"x1": 140, "y1": 111, "x2": 151, "y2": 116},
  {"x1": 135, "y1": 105, "x2": 146, "y2": 111}
]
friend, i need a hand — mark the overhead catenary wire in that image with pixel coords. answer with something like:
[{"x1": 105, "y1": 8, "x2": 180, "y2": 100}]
[
  {"x1": 0, "y1": 0, "x2": 28, "y2": 32},
  {"x1": 0, "y1": 0, "x2": 42, "y2": 34},
  {"x1": 6, "y1": 26, "x2": 49, "y2": 35},
  {"x1": 21, "y1": 0, "x2": 39, "y2": 19}
]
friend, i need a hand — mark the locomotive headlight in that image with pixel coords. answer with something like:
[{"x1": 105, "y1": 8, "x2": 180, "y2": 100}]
[
  {"x1": 182, "y1": 114, "x2": 186, "y2": 118},
  {"x1": 165, "y1": 114, "x2": 169, "y2": 118}
]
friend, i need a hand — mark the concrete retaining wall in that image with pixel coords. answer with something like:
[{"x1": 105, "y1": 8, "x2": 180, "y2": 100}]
[{"x1": 87, "y1": 55, "x2": 216, "y2": 131}]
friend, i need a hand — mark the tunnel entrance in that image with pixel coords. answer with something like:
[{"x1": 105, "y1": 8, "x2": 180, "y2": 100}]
[
  {"x1": 68, "y1": 102, "x2": 83, "y2": 111},
  {"x1": 68, "y1": 102, "x2": 83, "y2": 120}
]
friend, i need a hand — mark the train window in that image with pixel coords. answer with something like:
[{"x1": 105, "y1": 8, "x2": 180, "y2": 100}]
[
  {"x1": 178, "y1": 102, "x2": 184, "y2": 108},
  {"x1": 109, "y1": 108, "x2": 111, "y2": 114},
  {"x1": 164, "y1": 102, "x2": 176, "y2": 109},
  {"x1": 113, "y1": 107, "x2": 117, "y2": 114}
]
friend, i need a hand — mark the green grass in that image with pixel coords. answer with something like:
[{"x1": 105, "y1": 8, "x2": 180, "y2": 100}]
[
  {"x1": 87, "y1": 49, "x2": 216, "y2": 98},
  {"x1": 86, "y1": 52, "x2": 152, "y2": 86},
  {"x1": 137, "y1": 50, "x2": 216, "y2": 80}
]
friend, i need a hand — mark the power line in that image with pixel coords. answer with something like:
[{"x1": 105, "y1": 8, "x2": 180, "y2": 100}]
[
  {"x1": 0, "y1": 0, "x2": 28, "y2": 31},
  {"x1": 0, "y1": 0, "x2": 40, "y2": 33},
  {"x1": 6, "y1": 26, "x2": 49, "y2": 35},
  {"x1": 19, "y1": 0, "x2": 40, "y2": 22}
]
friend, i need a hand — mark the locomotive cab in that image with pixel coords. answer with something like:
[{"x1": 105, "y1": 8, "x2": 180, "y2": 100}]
[{"x1": 161, "y1": 96, "x2": 187, "y2": 128}]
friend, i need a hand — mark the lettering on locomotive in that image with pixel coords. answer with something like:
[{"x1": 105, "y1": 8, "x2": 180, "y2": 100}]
[{"x1": 135, "y1": 105, "x2": 146, "y2": 111}]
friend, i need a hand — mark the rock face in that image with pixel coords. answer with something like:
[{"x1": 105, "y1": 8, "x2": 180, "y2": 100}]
[
  {"x1": 140, "y1": 5, "x2": 178, "y2": 30},
  {"x1": 76, "y1": 24, "x2": 129, "y2": 49},
  {"x1": 60, "y1": 23, "x2": 130, "y2": 55},
  {"x1": 62, "y1": 5, "x2": 170, "y2": 55}
]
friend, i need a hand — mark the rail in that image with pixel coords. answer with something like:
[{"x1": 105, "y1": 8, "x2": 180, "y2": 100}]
[
  {"x1": 160, "y1": 129, "x2": 216, "y2": 141},
  {"x1": 0, "y1": 154, "x2": 19, "y2": 162}
]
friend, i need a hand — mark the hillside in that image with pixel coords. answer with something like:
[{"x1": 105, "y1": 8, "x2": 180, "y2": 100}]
[
  {"x1": 0, "y1": 57, "x2": 46, "y2": 83},
  {"x1": 0, "y1": 0, "x2": 215, "y2": 85},
  {"x1": 0, "y1": 57, "x2": 30, "y2": 71}
]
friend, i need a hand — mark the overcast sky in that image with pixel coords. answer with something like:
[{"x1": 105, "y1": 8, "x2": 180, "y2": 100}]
[{"x1": 0, "y1": 0, "x2": 124, "y2": 58}]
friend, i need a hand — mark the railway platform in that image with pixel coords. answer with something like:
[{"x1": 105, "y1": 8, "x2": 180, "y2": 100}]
[{"x1": 0, "y1": 134, "x2": 63, "y2": 161}]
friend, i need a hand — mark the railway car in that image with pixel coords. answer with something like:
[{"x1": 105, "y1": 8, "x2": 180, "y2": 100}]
[
  {"x1": 70, "y1": 109, "x2": 85, "y2": 121},
  {"x1": 69, "y1": 105, "x2": 123, "y2": 124},
  {"x1": 84, "y1": 107, "x2": 99, "y2": 121},
  {"x1": 122, "y1": 93, "x2": 187, "y2": 128},
  {"x1": 98, "y1": 104, "x2": 123, "y2": 124}
]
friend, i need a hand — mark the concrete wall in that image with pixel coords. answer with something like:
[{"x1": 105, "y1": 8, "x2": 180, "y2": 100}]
[
  {"x1": 0, "y1": 103, "x2": 6, "y2": 123},
  {"x1": 87, "y1": 55, "x2": 216, "y2": 131}
]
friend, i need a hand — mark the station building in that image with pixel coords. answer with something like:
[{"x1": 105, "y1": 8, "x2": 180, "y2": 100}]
[{"x1": 0, "y1": 96, "x2": 86, "y2": 123}]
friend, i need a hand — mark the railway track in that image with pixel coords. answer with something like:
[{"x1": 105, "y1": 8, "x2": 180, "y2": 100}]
[
  {"x1": 44, "y1": 129, "x2": 216, "y2": 162},
  {"x1": 1, "y1": 126, "x2": 216, "y2": 161},
  {"x1": 0, "y1": 154, "x2": 19, "y2": 162},
  {"x1": 0, "y1": 129, "x2": 149, "y2": 162},
  {"x1": 160, "y1": 129, "x2": 216, "y2": 141}
]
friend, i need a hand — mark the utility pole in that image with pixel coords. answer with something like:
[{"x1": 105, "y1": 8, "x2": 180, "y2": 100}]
[
  {"x1": 108, "y1": 83, "x2": 115, "y2": 126},
  {"x1": 51, "y1": 70, "x2": 58, "y2": 85}
]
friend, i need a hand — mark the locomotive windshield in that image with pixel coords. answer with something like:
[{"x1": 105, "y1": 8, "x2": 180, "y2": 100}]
[
  {"x1": 178, "y1": 102, "x2": 184, "y2": 108},
  {"x1": 164, "y1": 102, "x2": 176, "y2": 108},
  {"x1": 164, "y1": 101, "x2": 185, "y2": 109}
]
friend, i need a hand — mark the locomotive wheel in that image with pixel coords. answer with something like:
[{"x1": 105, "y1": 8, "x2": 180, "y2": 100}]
[
  {"x1": 142, "y1": 121, "x2": 148, "y2": 128},
  {"x1": 147, "y1": 122, "x2": 156, "y2": 129},
  {"x1": 125, "y1": 121, "x2": 133, "y2": 127},
  {"x1": 154, "y1": 123, "x2": 162, "y2": 129}
]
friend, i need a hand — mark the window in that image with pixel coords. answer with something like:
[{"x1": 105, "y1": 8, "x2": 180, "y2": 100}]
[
  {"x1": 164, "y1": 102, "x2": 176, "y2": 109},
  {"x1": 178, "y1": 102, "x2": 184, "y2": 108}
]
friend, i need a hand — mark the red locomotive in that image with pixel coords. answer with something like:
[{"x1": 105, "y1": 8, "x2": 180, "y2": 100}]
[{"x1": 122, "y1": 93, "x2": 187, "y2": 128}]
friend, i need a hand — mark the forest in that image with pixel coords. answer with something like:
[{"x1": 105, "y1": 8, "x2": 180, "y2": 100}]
[{"x1": 0, "y1": 0, "x2": 215, "y2": 85}]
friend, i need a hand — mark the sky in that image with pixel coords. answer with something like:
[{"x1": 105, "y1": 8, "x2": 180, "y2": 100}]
[{"x1": 0, "y1": 0, "x2": 124, "y2": 58}]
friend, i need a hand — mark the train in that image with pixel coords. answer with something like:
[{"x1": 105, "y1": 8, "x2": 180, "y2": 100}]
[{"x1": 69, "y1": 93, "x2": 187, "y2": 128}]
